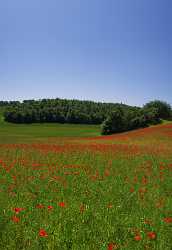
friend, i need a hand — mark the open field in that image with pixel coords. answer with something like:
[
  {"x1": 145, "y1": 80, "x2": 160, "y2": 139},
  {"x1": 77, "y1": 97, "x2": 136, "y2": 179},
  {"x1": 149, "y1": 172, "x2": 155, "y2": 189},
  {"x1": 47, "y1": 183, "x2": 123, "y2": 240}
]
[
  {"x1": 0, "y1": 118, "x2": 100, "y2": 143},
  {"x1": 0, "y1": 121, "x2": 172, "y2": 249}
]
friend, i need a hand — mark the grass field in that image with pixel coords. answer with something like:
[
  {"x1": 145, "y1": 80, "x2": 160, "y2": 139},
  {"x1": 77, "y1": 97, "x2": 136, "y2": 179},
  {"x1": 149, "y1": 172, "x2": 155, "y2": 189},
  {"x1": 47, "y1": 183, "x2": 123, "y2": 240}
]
[
  {"x1": 0, "y1": 119, "x2": 172, "y2": 249},
  {"x1": 0, "y1": 116, "x2": 100, "y2": 143}
]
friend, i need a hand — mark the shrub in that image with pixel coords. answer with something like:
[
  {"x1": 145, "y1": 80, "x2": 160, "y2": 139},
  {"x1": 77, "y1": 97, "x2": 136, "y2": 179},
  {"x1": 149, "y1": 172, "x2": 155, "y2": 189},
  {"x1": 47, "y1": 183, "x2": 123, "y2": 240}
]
[{"x1": 143, "y1": 100, "x2": 171, "y2": 120}]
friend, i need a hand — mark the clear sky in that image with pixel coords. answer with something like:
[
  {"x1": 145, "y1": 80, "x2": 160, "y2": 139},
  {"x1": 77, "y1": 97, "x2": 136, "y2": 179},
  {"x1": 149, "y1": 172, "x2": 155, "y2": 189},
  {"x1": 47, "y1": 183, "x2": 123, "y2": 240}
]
[{"x1": 1, "y1": 0, "x2": 171, "y2": 106}]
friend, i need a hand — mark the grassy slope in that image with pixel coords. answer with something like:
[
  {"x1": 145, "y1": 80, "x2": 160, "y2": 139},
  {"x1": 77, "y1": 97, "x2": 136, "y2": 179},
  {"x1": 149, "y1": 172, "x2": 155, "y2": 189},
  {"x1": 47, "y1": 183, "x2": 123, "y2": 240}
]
[
  {"x1": 0, "y1": 108, "x2": 171, "y2": 144},
  {"x1": 0, "y1": 108, "x2": 4, "y2": 123},
  {"x1": 0, "y1": 110, "x2": 100, "y2": 143},
  {"x1": 0, "y1": 111, "x2": 172, "y2": 249}
]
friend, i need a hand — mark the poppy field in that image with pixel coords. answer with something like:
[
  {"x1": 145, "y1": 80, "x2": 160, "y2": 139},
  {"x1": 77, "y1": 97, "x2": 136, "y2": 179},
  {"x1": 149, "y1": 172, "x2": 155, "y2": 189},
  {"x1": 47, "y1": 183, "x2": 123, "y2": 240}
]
[{"x1": 0, "y1": 122, "x2": 172, "y2": 249}]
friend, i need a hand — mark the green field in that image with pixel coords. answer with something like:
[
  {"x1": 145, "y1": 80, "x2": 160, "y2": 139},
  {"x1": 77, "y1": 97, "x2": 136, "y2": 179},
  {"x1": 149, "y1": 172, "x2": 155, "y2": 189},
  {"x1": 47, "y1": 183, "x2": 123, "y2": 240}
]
[
  {"x1": 0, "y1": 119, "x2": 172, "y2": 249},
  {"x1": 0, "y1": 119, "x2": 100, "y2": 143}
]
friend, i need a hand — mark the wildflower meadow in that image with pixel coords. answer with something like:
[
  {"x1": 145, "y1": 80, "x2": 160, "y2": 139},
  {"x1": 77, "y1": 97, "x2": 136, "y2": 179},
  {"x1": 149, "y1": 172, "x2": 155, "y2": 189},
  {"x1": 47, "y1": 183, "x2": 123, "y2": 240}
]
[{"x1": 0, "y1": 122, "x2": 172, "y2": 249}]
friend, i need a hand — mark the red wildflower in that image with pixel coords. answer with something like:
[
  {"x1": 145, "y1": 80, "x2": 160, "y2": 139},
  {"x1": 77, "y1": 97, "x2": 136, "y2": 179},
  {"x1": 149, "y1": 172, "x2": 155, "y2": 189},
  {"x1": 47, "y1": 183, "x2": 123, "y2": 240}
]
[
  {"x1": 142, "y1": 176, "x2": 148, "y2": 185},
  {"x1": 130, "y1": 187, "x2": 135, "y2": 193},
  {"x1": 163, "y1": 217, "x2": 172, "y2": 224},
  {"x1": 104, "y1": 168, "x2": 110, "y2": 177},
  {"x1": 159, "y1": 165, "x2": 165, "y2": 170},
  {"x1": 108, "y1": 243, "x2": 114, "y2": 250},
  {"x1": 39, "y1": 229, "x2": 48, "y2": 237},
  {"x1": 147, "y1": 232, "x2": 156, "y2": 240},
  {"x1": 12, "y1": 175, "x2": 17, "y2": 181},
  {"x1": 58, "y1": 202, "x2": 66, "y2": 207},
  {"x1": 48, "y1": 205, "x2": 53, "y2": 210},
  {"x1": 36, "y1": 204, "x2": 44, "y2": 209},
  {"x1": 108, "y1": 243, "x2": 118, "y2": 250},
  {"x1": 12, "y1": 216, "x2": 20, "y2": 223},
  {"x1": 13, "y1": 207, "x2": 24, "y2": 214},
  {"x1": 139, "y1": 188, "x2": 147, "y2": 194},
  {"x1": 134, "y1": 235, "x2": 142, "y2": 241}
]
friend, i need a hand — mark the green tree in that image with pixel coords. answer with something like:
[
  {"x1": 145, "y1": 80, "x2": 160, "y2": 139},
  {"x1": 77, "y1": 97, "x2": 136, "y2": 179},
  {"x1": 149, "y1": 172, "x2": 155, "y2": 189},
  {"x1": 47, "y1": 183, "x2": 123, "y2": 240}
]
[
  {"x1": 143, "y1": 100, "x2": 171, "y2": 120},
  {"x1": 142, "y1": 107, "x2": 160, "y2": 125},
  {"x1": 101, "y1": 108, "x2": 124, "y2": 135}
]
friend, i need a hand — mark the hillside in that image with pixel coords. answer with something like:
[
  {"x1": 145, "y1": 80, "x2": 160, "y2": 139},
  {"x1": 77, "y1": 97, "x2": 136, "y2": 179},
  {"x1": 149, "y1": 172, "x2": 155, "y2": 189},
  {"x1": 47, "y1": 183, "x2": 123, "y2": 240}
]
[
  {"x1": 1, "y1": 98, "x2": 139, "y2": 124},
  {"x1": 0, "y1": 121, "x2": 172, "y2": 249},
  {"x1": 1, "y1": 99, "x2": 172, "y2": 137}
]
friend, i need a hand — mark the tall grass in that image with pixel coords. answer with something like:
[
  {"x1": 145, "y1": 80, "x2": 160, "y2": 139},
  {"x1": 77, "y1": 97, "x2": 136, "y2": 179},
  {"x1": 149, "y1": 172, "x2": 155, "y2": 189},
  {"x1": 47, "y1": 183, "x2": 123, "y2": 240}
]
[{"x1": 0, "y1": 123, "x2": 172, "y2": 249}]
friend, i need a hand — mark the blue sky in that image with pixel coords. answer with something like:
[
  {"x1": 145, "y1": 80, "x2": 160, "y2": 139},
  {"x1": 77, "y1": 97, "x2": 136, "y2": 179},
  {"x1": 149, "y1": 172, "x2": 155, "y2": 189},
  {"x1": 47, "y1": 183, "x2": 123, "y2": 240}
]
[{"x1": 1, "y1": 0, "x2": 171, "y2": 106}]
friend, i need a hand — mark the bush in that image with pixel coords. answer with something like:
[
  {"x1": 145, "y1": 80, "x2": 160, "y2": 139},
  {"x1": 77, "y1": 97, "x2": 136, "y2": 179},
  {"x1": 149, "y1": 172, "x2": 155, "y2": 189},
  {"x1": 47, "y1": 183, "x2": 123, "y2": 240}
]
[
  {"x1": 129, "y1": 115, "x2": 147, "y2": 130},
  {"x1": 143, "y1": 100, "x2": 171, "y2": 120},
  {"x1": 101, "y1": 105, "x2": 162, "y2": 136},
  {"x1": 101, "y1": 108, "x2": 124, "y2": 135}
]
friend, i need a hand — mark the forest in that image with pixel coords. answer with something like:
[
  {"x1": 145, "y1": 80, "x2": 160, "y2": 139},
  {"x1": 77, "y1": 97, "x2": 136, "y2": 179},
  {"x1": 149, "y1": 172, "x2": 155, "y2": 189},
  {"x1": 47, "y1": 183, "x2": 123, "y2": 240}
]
[{"x1": 1, "y1": 98, "x2": 171, "y2": 135}]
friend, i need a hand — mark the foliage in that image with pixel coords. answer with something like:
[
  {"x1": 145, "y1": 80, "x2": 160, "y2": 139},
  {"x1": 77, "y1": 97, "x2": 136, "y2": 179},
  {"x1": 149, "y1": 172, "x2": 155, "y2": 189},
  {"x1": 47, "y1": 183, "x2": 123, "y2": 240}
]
[
  {"x1": 101, "y1": 108, "x2": 124, "y2": 135},
  {"x1": 2, "y1": 98, "x2": 138, "y2": 125},
  {"x1": 101, "y1": 100, "x2": 172, "y2": 135},
  {"x1": 1, "y1": 98, "x2": 171, "y2": 135},
  {"x1": 143, "y1": 100, "x2": 171, "y2": 120},
  {"x1": 101, "y1": 107, "x2": 148, "y2": 135}
]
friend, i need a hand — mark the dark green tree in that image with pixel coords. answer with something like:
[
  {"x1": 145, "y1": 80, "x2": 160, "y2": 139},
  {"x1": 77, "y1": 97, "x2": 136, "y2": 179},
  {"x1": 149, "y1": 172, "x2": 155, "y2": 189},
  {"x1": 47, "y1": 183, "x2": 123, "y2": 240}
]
[
  {"x1": 101, "y1": 108, "x2": 124, "y2": 135},
  {"x1": 143, "y1": 100, "x2": 171, "y2": 120}
]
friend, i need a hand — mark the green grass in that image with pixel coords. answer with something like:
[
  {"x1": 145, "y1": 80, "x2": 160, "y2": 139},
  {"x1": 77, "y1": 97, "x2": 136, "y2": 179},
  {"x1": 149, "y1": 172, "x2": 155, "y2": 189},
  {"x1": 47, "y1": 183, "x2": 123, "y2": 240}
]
[
  {"x1": 0, "y1": 121, "x2": 100, "y2": 143},
  {"x1": 0, "y1": 109, "x2": 5, "y2": 123},
  {"x1": 0, "y1": 115, "x2": 172, "y2": 249},
  {"x1": 0, "y1": 143, "x2": 172, "y2": 249}
]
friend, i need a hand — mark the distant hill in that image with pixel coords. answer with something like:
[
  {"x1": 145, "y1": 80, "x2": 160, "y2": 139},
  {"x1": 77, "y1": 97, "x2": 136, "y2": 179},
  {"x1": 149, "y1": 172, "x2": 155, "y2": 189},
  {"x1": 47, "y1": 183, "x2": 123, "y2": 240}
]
[
  {"x1": 1, "y1": 98, "x2": 140, "y2": 125},
  {"x1": 1, "y1": 98, "x2": 171, "y2": 135}
]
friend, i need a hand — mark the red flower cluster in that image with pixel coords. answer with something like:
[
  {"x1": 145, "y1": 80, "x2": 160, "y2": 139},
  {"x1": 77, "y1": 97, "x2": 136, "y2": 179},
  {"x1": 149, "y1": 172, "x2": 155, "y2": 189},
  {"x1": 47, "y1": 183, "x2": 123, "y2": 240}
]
[
  {"x1": 107, "y1": 243, "x2": 118, "y2": 250},
  {"x1": 147, "y1": 232, "x2": 156, "y2": 240},
  {"x1": 163, "y1": 217, "x2": 172, "y2": 224},
  {"x1": 134, "y1": 231, "x2": 156, "y2": 241},
  {"x1": 36, "y1": 204, "x2": 44, "y2": 209},
  {"x1": 48, "y1": 205, "x2": 53, "y2": 210},
  {"x1": 13, "y1": 207, "x2": 25, "y2": 214},
  {"x1": 58, "y1": 202, "x2": 66, "y2": 207},
  {"x1": 12, "y1": 216, "x2": 20, "y2": 223},
  {"x1": 134, "y1": 235, "x2": 142, "y2": 241},
  {"x1": 39, "y1": 229, "x2": 48, "y2": 237}
]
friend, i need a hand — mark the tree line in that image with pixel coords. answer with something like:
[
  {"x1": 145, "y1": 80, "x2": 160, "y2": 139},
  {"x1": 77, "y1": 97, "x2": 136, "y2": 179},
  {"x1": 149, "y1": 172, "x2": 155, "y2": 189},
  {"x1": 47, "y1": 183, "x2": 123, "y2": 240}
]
[
  {"x1": 2, "y1": 98, "x2": 138, "y2": 125},
  {"x1": 101, "y1": 100, "x2": 172, "y2": 134},
  {"x1": 1, "y1": 98, "x2": 171, "y2": 135}
]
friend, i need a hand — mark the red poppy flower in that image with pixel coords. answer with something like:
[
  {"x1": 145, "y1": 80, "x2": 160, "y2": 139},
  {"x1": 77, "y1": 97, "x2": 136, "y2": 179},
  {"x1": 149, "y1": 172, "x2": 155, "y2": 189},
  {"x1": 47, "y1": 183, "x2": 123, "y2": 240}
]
[
  {"x1": 58, "y1": 202, "x2": 65, "y2": 207},
  {"x1": 13, "y1": 207, "x2": 24, "y2": 214},
  {"x1": 108, "y1": 243, "x2": 114, "y2": 250},
  {"x1": 107, "y1": 243, "x2": 118, "y2": 250},
  {"x1": 12, "y1": 216, "x2": 20, "y2": 223},
  {"x1": 130, "y1": 187, "x2": 135, "y2": 193},
  {"x1": 147, "y1": 232, "x2": 156, "y2": 240},
  {"x1": 142, "y1": 176, "x2": 148, "y2": 185},
  {"x1": 39, "y1": 229, "x2": 48, "y2": 237},
  {"x1": 163, "y1": 217, "x2": 172, "y2": 224},
  {"x1": 48, "y1": 205, "x2": 53, "y2": 210},
  {"x1": 134, "y1": 235, "x2": 142, "y2": 241}
]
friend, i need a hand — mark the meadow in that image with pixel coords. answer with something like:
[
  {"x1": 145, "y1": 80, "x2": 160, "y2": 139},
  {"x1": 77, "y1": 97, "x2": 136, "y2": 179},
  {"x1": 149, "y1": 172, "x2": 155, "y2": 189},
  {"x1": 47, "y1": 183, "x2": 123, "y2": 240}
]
[{"x1": 0, "y1": 119, "x2": 172, "y2": 249}]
